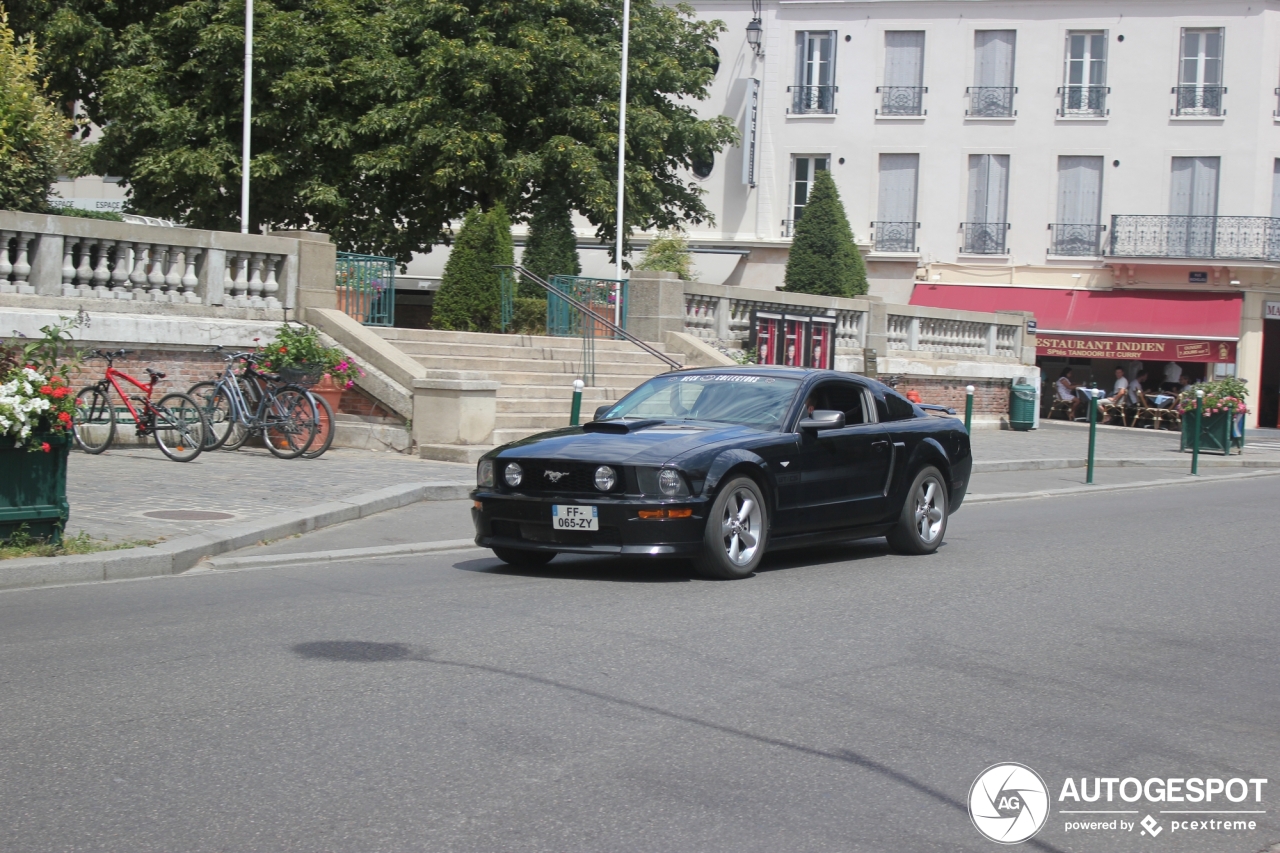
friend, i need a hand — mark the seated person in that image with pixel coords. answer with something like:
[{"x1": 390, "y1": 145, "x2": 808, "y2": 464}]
[
  {"x1": 1127, "y1": 369, "x2": 1148, "y2": 406},
  {"x1": 1054, "y1": 368, "x2": 1083, "y2": 419},
  {"x1": 1097, "y1": 367, "x2": 1128, "y2": 423}
]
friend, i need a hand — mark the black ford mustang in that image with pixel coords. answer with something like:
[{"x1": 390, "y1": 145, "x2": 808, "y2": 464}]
[{"x1": 472, "y1": 366, "x2": 972, "y2": 579}]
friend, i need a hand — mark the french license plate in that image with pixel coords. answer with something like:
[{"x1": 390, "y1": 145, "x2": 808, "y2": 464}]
[{"x1": 552, "y1": 505, "x2": 598, "y2": 531}]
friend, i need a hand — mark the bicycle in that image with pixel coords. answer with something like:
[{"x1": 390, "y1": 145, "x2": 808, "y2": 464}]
[
  {"x1": 72, "y1": 349, "x2": 210, "y2": 462},
  {"x1": 187, "y1": 351, "x2": 319, "y2": 459}
]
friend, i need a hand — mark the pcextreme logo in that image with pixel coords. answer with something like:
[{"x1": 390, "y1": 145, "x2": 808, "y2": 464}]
[
  {"x1": 969, "y1": 763, "x2": 1050, "y2": 844},
  {"x1": 968, "y1": 763, "x2": 1269, "y2": 845}
]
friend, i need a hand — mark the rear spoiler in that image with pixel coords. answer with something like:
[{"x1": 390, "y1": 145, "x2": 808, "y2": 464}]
[{"x1": 918, "y1": 403, "x2": 957, "y2": 416}]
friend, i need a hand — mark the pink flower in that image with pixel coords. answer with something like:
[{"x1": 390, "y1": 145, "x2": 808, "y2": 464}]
[
  {"x1": 40, "y1": 442, "x2": 50, "y2": 453},
  {"x1": 344, "y1": 381, "x2": 354, "y2": 390}
]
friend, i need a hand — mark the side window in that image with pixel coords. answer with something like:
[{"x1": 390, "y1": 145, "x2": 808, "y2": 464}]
[
  {"x1": 882, "y1": 391, "x2": 918, "y2": 421},
  {"x1": 807, "y1": 381, "x2": 871, "y2": 425}
]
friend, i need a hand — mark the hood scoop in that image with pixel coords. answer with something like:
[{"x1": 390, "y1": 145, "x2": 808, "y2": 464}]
[{"x1": 582, "y1": 418, "x2": 665, "y2": 434}]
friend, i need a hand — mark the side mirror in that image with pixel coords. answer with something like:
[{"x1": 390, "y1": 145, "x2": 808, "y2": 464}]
[
  {"x1": 593, "y1": 405, "x2": 612, "y2": 421},
  {"x1": 798, "y1": 409, "x2": 845, "y2": 432}
]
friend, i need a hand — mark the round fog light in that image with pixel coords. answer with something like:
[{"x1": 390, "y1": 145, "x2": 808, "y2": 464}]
[
  {"x1": 504, "y1": 462, "x2": 523, "y2": 487},
  {"x1": 658, "y1": 468, "x2": 683, "y2": 496},
  {"x1": 594, "y1": 465, "x2": 617, "y2": 491}
]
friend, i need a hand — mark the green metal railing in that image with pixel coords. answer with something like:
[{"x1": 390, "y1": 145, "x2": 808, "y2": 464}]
[
  {"x1": 336, "y1": 252, "x2": 395, "y2": 327},
  {"x1": 497, "y1": 265, "x2": 679, "y2": 388},
  {"x1": 547, "y1": 275, "x2": 628, "y2": 340}
]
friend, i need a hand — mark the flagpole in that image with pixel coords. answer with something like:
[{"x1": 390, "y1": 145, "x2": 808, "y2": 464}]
[
  {"x1": 240, "y1": 0, "x2": 253, "y2": 234},
  {"x1": 614, "y1": 0, "x2": 631, "y2": 282}
]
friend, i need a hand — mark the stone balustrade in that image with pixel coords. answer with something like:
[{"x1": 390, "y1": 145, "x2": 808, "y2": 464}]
[
  {"x1": 0, "y1": 210, "x2": 312, "y2": 315},
  {"x1": 885, "y1": 304, "x2": 1027, "y2": 359},
  {"x1": 681, "y1": 280, "x2": 872, "y2": 357}
]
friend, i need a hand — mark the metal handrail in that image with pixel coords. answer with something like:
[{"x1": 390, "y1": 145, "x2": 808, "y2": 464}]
[{"x1": 497, "y1": 264, "x2": 682, "y2": 371}]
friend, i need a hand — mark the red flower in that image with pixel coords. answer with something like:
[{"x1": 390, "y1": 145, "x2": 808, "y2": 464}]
[
  {"x1": 40, "y1": 442, "x2": 51, "y2": 453},
  {"x1": 279, "y1": 347, "x2": 287, "y2": 353},
  {"x1": 52, "y1": 387, "x2": 71, "y2": 399},
  {"x1": 39, "y1": 385, "x2": 54, "y2": 395},
  {"x1": 58, "y1": 411, "x2": 73, "y2": 425}
]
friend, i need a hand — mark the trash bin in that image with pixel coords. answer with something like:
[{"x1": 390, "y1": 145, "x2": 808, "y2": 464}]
[{"x1": 1009, "y1": 381, "x2": 1036, "y2": 431}]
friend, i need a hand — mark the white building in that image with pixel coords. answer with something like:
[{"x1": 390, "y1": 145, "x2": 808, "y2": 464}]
[{"x1": 681, "y1": 0, "x2": 1280, "y2": 428}]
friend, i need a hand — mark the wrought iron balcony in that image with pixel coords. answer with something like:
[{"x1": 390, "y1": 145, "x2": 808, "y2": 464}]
[
  {"x1": 787, "y1": 85, "x2": 838, "y2": 115},
  {"x1": 961, "y1": 222, "x2": 1010, "y2": 254},
  {"x1": 781, "y1": 219, "x2": 796, "y2": 238},
  {"x1": 1057, "y1": 85, "x2": 1109, "y2": 117},
  {"x1": 965, "y1": 86, "x2": 1017, "y2": 117},
  {"x1": 876, "y1": 86, "x2": 927, "y2": 116},
  {"x1": 1110, "y1": 215, "x2": 1280, "y2": 261},
  {"x1": 1172, "y1": 85, "x2": 1225, "y2": 116},
  {"x1": 871, "y1": 222, "x2": 919, "y2": 253},
  {"x1": 1048, "y1": 223, "x2": 1106, "y2": 257}
]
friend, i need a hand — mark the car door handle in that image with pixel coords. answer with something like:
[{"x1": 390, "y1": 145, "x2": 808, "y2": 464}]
[{"x1": 871, "y1": 440, "x2": 890, "y2": 450}]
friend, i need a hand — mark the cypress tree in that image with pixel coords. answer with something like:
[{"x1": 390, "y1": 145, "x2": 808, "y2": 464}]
[
  {"x1": 432, "y1": 204, "x2": 514, "y2": 332},
  {"x1": 520, "y1": 195, "x2": 580, "y2": 298},
  {"x1": 782, "y1": 170, "x2": 867, "y2": 298}
]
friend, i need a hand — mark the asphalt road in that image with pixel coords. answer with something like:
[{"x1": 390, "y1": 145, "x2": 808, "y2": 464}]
[{"x1": 1, "y1": 479, "x2": 1277, "y2": 853}]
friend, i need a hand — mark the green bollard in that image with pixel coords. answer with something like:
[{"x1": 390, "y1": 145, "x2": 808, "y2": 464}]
[
  {"x1": 1191, "y1": 388, "x2": 1204, "y2": 475},
  {"x1": 964, "y1": 384, "x2": 974, "y2": 432},
  {"x1": 1086, "y1": 391, "x2": 1098, "y2": 485},
  {"x1": 569, "y1": 379, "x2": 584, "y2": 426}
]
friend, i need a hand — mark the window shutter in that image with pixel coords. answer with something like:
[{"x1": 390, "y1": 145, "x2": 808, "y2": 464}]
[
  {"x1": 974, "y1": 31, "x2": 1016, "y2": 87},
  {"x1": 1056, "y1": 157, "x2": 1103, "y2": 225},
  {"x1": 1170, "y1": 157, "x2": 1219, "y2": 217},
  {"x1": 877, "y1": 154, "x2": 920, "y2": 223},
  {"x1": 884, "y1": 32, "x2": 925, "y2": 88},
  {"x1": 1271, "y1": 160, "x2": 1280, "y2": 219}
]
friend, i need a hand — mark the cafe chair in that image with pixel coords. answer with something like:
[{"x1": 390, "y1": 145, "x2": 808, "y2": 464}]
[
  {"x1": 1132, "y1": 390, "x2": 1163, "y2": 429},
  {"x1": 1047, "y1": 396, "x2": 1074, "y2": 421}
]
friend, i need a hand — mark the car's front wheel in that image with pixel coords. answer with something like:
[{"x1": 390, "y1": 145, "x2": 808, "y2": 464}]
[
  {"x1": 492, "y1": 547, "x2": 556, "y2": 568},
  {"x1": 886, "y1": 466, "x2": 948, "y2": 555},
  {"x1": 693, "y1": 476, "x2": 768, "y2": 580}
]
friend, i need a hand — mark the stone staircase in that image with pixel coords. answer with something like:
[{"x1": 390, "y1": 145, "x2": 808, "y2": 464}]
[{"x1": 372, "y1": 328, "x2": 685, "y2": 460}]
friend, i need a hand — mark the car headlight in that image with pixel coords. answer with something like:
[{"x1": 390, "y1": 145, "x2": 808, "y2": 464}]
[
  {"x1": 504, "y1": 462, "x2": 523, "y2": 487},
  {"x1": 594, "y1": 465, "x2": 617, "y2": 491},
  {"x1": 477, "y1": 459, "x2": 494, "y2": 488},
  {"x1": 658, "y1": 468, "x2": 686, "y2": 497}
]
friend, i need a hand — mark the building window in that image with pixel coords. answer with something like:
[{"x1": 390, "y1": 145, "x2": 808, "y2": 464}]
[
  {"x1": 968, "y1": 31, "x2": 1017, "y2": 117},
  {"x1": 1060, "y1": 32, "x2": 1108, "y2": 116},
  {"x1": 1175, "y1": 29, "x2": 1225, "y2": 116},
  {"x1": 790, "y1": 31, "x2": 837, "y2": 114},
  {"x1": 1168, "y1": 156, "x2": 1221, "y2": 257},
  {"x1": 785, "y1": 155, "x2": 829, "y2": 236},
  {"x1": 963, "y1": 154, "x2": 1010, "y2": 253},
  {"x1": 1271, "y1": 159, "x2": 1280, "y2": 219},
  {"x1": 878, "y1": 32, "x2": 926, "y2": 116},
  {"x1": 1051, "y1": 156, "x2": 1104, "y2": 256},
  {"x1": 874, "y1": 154, "x2": 919, "y2": 252}
]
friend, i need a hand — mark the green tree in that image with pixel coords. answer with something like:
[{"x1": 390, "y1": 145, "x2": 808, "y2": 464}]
[
  {"x1": 14, "y1": 0, "x2": 735, "y2": 260},
  {"x1": 634, "y1": 230, "x2": 695, "y2": 281},
  {"x1": 432, "y1": 204, "x2": 513, "y2": 333},
  {"x1": 519, "y1": 194, "x2": 580, "y2": 298},
  {"x1": 0, "y1": 8, "x2": 76, "y2": 212},
  {"x1": 782, "y1": 170, "x2": 866, "y2": 298}
]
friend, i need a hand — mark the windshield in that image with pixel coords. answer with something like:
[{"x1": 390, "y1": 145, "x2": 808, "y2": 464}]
[{"x1": 603, "y1": 374, "x2": 802, "y2": 430}]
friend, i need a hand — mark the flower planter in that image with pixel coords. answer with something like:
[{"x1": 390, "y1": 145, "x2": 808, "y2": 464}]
[
  {"x1": 0, "y1": 433, "x2": 71, "y2": 544},
  {"x1": 310, "y1": 375, "x2": 344, "y2": 449},
  {"x1": 1179, "y1": 408, "x2": 1245, "y2": 456}
]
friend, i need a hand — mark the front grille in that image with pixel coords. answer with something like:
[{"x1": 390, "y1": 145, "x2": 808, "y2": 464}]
[{"x1": 502, "y1": 460, "x2": 625, "y2": 496}]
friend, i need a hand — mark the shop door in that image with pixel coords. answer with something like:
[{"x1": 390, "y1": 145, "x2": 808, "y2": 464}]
[{"x1": 1261, "y1": 318, "x2": 1280, "y2": 429}]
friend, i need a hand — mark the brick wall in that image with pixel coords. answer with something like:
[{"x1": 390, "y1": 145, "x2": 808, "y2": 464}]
[{"x1": 894, "y1": 376, "x2": 1012, "y2": 415}]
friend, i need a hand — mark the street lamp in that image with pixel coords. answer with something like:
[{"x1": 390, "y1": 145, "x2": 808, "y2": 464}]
[
  {"x1": 614, "y1": 0, "x2": 631, "y2": 283},
  {"x1": 241, "y1": 0, "x2": 253, "y2": 234},
  {"x1": 746, "y1": 0, "x2": 763, "y2": 57},
  {"x1": 745, "y1": 18, "x2": 763, "y2": 56}
]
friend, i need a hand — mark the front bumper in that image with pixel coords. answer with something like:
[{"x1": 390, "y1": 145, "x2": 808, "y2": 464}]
[{"x1": 471, "y1": 490, "x2": 711, "y2": 557}]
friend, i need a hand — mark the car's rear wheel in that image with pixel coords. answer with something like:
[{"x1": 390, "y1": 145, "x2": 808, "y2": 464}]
[
  {"x1": 693, "y1": 476, "x2": 768, "y2": 580},
  {"x1": 492, "y1": 547, "x2": 556, "y2": 568},
  {"x1": 886, "y1": 466, "x2": 948, "y2": 555}
]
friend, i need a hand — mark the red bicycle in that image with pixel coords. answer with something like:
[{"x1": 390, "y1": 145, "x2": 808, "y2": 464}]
[{"x1": 72, "y1": 349, "x2": 210, "y2": 462}]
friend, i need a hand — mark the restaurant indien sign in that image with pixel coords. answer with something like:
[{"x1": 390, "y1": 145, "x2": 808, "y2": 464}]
[{"x1": 1036, "y1": 335, "x2": 1236, "y2": 363}]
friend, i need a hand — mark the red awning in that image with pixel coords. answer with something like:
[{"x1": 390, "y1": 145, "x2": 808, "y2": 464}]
[{"x1": 909, "y1": 284, "x2": 1242, "y2": 362}]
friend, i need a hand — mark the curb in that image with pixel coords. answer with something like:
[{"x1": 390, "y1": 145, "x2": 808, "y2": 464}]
[
  {"x1": 0, "y1": 481, "x2": 472, "y2": 593},
  {"x1": 199, "y1": 538, "x2": 480, "y2": 572},
  {"x1": 966, "y1": 468, "x2": 1280, "y2": 504},
  {"x1": 972, "y1": 457, "x2": 1280, "y2": 473}
]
